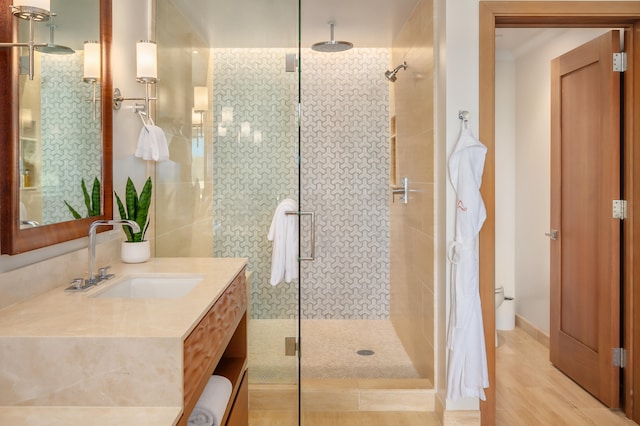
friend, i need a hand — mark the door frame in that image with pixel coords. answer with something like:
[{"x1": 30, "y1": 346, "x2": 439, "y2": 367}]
[{"x1": 479, "y1": 2, "x2": 640, "y2": 424}]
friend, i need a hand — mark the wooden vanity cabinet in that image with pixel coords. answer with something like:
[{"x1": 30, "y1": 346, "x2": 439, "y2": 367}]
[{"x1": 180, "y1": 268, "x2": 248, "y2": 426}]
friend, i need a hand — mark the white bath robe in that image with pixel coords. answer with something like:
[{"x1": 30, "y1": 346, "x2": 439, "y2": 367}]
[
  {"x1": 446, "y1": 126, "x2": 489, "y2": 401},
  {"x1": 268, "y1": 198, "x2": 299, "y2": 286}
]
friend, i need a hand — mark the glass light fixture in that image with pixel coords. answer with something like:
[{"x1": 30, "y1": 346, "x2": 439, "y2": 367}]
[
  {"x1": 136, "y1": 40, "x2": 157, "y2": 83},
  {"x1": 113, "y1": 40, "x2": 158, "y2": 115},
  {"x1": 12, "y1": 0, "x2": 50, "y2": 21},
  {"x1": 193, "y1": 86, "x2": 207, "y2": 139},
  {"x1": 194, "y1": 86, "x2": 208, "y2": 112},
  {"x1": 83, "y1": 41, "x2": 101, "y2": 120},
  {"x1": 83, "y1": 41, "x2": 100, "y2": 82},
  {"x1": 221, "y1": 106, "x2": 234, "y2": 123}
]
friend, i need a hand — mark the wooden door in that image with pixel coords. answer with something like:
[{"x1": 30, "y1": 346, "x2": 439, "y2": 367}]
[{"x1": 549, "y1": 30, "x2": 622, "y2": 408}]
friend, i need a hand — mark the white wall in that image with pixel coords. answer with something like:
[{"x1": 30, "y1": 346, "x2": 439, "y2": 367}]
[
  {"x1": 439, "y1": 0, "x2": 624, "y2": 411},
  {"x1": 441, "y1": 0, "x2": 482, "y2": 411},
  {"x1": 0, "y1": 1, "x2": 149, "y2": 303},
  {"x1": 112, "y1": 0, "x2": 154, "y2": 196},
  {"x1": 494, "y1": 28, "x2": 608, "y2": 334},
  {"x1": 495, "y1": 54, "x2": 516, "y2": 304}
]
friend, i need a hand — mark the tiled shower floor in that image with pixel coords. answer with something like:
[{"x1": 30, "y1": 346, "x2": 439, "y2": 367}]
[{"x1": 248, "y1": 319, "x2": 421, "y2": 383}]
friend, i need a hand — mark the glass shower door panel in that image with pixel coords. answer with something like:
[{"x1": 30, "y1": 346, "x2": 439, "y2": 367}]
[{"x1": 155, "y1": 0, "x2": 301, "y2": 423}]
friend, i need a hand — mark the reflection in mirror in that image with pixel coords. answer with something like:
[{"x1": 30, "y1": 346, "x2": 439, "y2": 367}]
[
  {"x1": 19, "y1": 0, "x2": 101, "y2": 227},
  {"x1": 0, "y1": 0, "x2": 112, "y2": 254}
]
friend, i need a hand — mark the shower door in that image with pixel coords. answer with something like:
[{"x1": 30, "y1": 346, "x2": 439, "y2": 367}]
[{"x1": 154, "y1": 0, "x2": 302, "y2": 424}]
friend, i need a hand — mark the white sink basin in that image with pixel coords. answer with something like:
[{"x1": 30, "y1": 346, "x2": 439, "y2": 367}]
[{"x1": 92, "y1": 275, "x2": 204, "y2": 299}]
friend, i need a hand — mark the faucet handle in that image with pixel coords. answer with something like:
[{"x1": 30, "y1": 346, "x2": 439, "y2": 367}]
[
  {"x1": 98, "y1": 266, "x2": 114, "y2": 280},
  {"x1": 64, "y1": 278, "x2": 93, "y2": 292}
]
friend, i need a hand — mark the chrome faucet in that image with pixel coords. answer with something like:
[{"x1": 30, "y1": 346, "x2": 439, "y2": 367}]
[{"x1": 87, "y1": 219, "x2": 140, "y2": 285}]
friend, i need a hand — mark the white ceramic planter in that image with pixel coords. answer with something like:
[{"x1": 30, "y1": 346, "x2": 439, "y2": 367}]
[{"x1": 121, "y1": 240, "x2": 150, "y2": 263}]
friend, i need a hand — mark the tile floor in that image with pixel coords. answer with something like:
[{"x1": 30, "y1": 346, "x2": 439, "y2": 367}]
[
  {"x1": 249, "y1": 324, "x2": 638, "y2": 425},
  {"x1": 248, "y1": 319, "x2": 421, "y2": 383}
]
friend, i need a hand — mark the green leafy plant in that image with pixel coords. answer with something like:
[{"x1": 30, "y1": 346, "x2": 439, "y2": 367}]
[
  {"x1": 115, "y1": 177, "x2": 152, "y2": 242},
  {"x1": 64, "y1": 177, "x2": 101, "y2": 219}
]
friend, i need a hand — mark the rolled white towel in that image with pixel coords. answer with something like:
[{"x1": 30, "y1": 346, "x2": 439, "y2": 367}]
[{"x1": 188, "y1": 375, "x2": 233, "y2": 426}]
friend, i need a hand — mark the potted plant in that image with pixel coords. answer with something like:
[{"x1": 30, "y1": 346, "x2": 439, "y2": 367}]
[
  {"x1": 115, "y1": 176, "x2": 152, "y2": 263},
  {"x1": 64, "y1": 177, "x2": 101, "y2": 219}
]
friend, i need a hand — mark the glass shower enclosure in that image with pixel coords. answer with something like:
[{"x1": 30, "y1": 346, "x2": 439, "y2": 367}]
[{"x1": 155, "y1": 0, "x2": 431, "y2": 423}]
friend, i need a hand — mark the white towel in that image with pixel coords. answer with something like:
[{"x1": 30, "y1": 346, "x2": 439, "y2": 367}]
[
  {"x1": 188, "y1": 375, "x2": 232, "y2": 426},
  {"x1": 268, "y1": 198, "x2": 298, "y2": 286},
  {"x1": 135, "y1": 124, "x2": 170, "y2": 162}
]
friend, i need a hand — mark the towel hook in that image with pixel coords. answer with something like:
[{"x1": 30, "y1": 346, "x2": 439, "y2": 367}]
[
  {"x1": 138, "y1": 110, "x2": 154, "y2": 127},
  {"x1": 458, "y1": 110, "x2": 470, "y2": 129}
]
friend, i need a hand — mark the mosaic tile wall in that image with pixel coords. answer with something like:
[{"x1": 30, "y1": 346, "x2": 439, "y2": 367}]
[
  {"x1": 212, "y1": 48, "x2": 390, "y2": 319},
  {"x1": 300, "y1": 49, "x2": 390, "y2": 319},
  {"x1": 212, "y1": 48, "x2": 299, "y2": 319},
  {"x1": 41, "y1": 52, "x2": 102, "y2": 224}
]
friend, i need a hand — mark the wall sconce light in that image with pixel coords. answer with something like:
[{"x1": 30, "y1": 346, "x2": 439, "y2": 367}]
[
  {"x1": 221, "y1": 106, "x2": 233, "y2": 123},
  {"x1": 83, "y1": 40, "x2": 100, "y2": 120},
  {"x1": 0, "y1": 0, "x2": 51, "y2": 80},
  {"x1": 192, "y1": 86, "x2": 208, "y2": 141},
  {"x1": 113, "y1": 40, "x2": 158, "y2": 116}
]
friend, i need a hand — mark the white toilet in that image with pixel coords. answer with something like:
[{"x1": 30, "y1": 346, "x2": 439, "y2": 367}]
[{"x1": 494, "y1": 286, "x2": 505, "y2": 346}]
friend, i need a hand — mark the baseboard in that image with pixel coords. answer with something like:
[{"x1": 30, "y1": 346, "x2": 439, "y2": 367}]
[
  {"x1": 515, "y1": 314, "x2": 550, "y2": 349},
  {"x1": 249, "y1": 379, "x2": 434, "y2": 412}
]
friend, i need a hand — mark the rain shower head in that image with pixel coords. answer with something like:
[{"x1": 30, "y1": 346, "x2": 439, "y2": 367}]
[
  {"x1": 385, "y1": 61, "x2": 407, "y2": 82},
  {"x1": 311, "y1": 21, "x2": 353, "y2": 52},
  {"x1": 35, "y1": 17, "x2": 74, "y2": 55}
]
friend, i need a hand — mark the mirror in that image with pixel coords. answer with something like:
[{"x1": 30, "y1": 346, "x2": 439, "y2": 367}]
[{"x1": 0, "y1": 0, "x2": 112, "y2": 254}]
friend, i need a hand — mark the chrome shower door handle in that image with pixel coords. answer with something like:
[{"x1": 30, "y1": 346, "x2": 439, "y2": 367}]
[
  {"x1": 545, "y1": 229, "x2": 559, "y2": 240},
  {"x1": 299, "y1": 211, "x2": 316, "y2": 261},
  {"x1": 286, "y1": 211, "x2": 316, "y2": 261}
]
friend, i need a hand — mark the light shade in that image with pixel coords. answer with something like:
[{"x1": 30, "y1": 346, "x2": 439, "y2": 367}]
[
  {"x1": 136, "y1": 40, "x2": 157, "y2": 81},
  {"x1": 83, "y1": 41, "x2": 100, "y2": 81},
  {"x1": 194, "y1": 86, "x2": 208, "y2": 111},
  {"x1": 221, "y1": 106, "x2": 234, "y2": 123},
  {"x1": 13, "y1": 0, "x2": 50, "y2": 12}
]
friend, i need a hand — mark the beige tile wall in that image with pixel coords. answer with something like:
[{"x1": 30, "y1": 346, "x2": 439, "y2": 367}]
[{"x1": 389, "y1": 0, "x2": 435, "y2": 384}]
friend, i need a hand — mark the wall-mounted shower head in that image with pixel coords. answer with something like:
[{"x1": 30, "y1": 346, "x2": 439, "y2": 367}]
[
  {"x1": 385, "y1": 61, "x2": 407, "y2": 82},
  {"x1": 312, "y1": 21, "x2": 353, "y2": 53}
]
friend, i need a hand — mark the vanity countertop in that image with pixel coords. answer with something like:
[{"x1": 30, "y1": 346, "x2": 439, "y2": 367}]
[
  {"x1": 0, "y1": 257, "x2": 247, "y2": 425},
  {"x1": 0, "y1": 257, "x2": 247, "y2": 338}
]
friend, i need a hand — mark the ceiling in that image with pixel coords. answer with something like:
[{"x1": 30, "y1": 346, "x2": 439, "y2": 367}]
[{"x1": 175, "y1": 0, "x2": 420, "y2": 48}]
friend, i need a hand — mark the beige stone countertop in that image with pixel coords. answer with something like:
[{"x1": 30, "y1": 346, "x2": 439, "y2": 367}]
[
  {"x1": 0, "y1": 257, "x2": 247, "y2": 421},
  {"x1": 0, "y1": 257, "x2": 247, "y2": 338},
  {"x1": 0, "y1": 406, "x2": 182, "y2": 426}
]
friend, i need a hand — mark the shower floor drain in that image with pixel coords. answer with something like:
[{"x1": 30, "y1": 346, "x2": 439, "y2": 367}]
[{"x1": 357, "y1": 349, "x2": 375, "y2": 356}]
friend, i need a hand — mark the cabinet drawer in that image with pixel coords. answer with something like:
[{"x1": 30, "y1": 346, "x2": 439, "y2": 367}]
[{"x1": 183, "y1": 270, "x2": 246, "y2": 413}]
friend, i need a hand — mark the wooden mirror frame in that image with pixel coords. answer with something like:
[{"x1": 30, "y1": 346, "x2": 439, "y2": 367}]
[{"x1": 0, "y1": 0, "x2": 112, "y2": 255}]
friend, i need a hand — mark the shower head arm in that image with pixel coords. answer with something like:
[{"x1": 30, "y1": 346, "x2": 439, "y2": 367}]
[{"x1": 392, "y1": 62, "x2": 407, "y2": 74}]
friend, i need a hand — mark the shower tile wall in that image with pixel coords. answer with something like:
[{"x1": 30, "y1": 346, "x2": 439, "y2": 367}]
[
  {"x1": 212, "y1": 48, "x2": 390, "y2": 319},
  {"x1": 301, "y1": 49, "x2": 390, "y2": 319},
  {"x1": 41, "y1": 53, "x2": 102, "y2": 224},
  {"x1": 212, "y1": 48, "x2": 299, "y2": 319}
]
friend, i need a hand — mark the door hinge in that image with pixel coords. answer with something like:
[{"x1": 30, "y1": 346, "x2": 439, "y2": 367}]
[
  {"x1": 613, "y1": 348, "x2": 627, "y2": 368},
  {"x1": 613, "y1": 52, "x2": 627, "y2": 72},
  {"x1": 285, "y1": 336, "x2": 298, "y2": 356},
  {"x1": 613, "y1": 200, "x2": 627, "y2": 220}
]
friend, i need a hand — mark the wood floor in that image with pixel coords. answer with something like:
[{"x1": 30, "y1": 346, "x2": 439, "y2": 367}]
[
  {"x1": 249, "y1": 326, "x2": 638, "y2": 425},
  {"x1": 496, "y1": 327, "x2": 636, "y2": 425}
]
